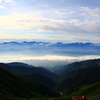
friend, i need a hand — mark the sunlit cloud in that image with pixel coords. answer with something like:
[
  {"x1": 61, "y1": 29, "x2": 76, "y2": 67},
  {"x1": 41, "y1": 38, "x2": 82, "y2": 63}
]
[
  {"x1": 0, "y1": 9, "x2": 100, "y2": 36},
  {"x1": 79, "y1": 7, "x2": 100, "y2": 19},
  {"x1": 0, "y1": 0, "x2": 16, "y2": 5},
  {"x1": 1, "y1": 54, "x2": 100, "y2": 63},
  {"x1": 0, "y1": 0, "x2": 3, "y2": 2},
  {"x1": 0, "y1": 5, "x2": 5, "y2": 9},
  {"x1": 0, "y1": 33, "x2": 100, "y2": 43}
]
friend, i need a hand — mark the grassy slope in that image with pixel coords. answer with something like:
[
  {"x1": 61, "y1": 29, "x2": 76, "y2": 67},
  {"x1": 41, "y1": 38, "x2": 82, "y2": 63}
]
[
  {"x1": 0, "y1": 82, "x2": 99, "y2": 100},
  {"x1": 68, "y1": 82, "x2": 100, "y2": 100},
  {"x1": 48, "y1": 82, "x2": 100, "y2": 100}
]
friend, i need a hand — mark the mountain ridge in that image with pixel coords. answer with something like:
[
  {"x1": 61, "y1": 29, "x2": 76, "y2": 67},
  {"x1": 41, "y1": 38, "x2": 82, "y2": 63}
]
[
  {"x1": 55, "y1": 63, "x2": 100, "y2": 94},
  {"x1": 55, "y1": 59, "x2": 100, "y2": 75},
  {"x1": 1, "y1": 41, "x2": 100, "y2": 45},
  {"x1": 0, "y1": 62, "x2": 57, "y2": 79},
  {"x1": 7, "y1": 62, "x2": 35, "y2": 67},
  {"x1": 0, "y1": 67, "x2": 59, "y2": 98}
]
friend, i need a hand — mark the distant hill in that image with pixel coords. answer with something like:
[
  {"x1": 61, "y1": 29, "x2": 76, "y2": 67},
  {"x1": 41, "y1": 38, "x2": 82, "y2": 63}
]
[
  {"x1": 7, "y1": 62, "x2": 34, "y2": 67},
  {"x1": 0, "y1": 63, "x2": 57, "y2": 79},
  {"x1": 55, "y1": 63, "x2": 100, "y2": 94},
  {"x1": 55, "y1": 59, "x2": 100, "y2": 75},
  {"x1": 0, "y1": 67, "x2": 59, "y2": 99}
]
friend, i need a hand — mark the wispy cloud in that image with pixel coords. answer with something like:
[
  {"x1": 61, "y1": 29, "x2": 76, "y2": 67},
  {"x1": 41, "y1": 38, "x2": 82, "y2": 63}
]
[
  {"x1": 0, "y1": 0, "x2": 3, "y2": 2},
  {"x1": 0, "y1": 10, "x2": 100, "y2": 35},
  {"x1": 79, "y1": 7, "x2": 100, "y2": 19},
  {"x1": 0, "y1": 0, "x2": 16, "y2": 5},
  {"x1": 60, "y1": 0, "x2": 65, "y2": 3},
  {"x1": 0, "y1": 33, "x2": 100, "y2": 43}
]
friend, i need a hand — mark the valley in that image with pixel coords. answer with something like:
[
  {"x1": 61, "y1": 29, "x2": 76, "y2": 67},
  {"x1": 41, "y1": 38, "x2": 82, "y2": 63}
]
[{"x1": 0, "y1": 59, "x2": 100, "y2": 100}]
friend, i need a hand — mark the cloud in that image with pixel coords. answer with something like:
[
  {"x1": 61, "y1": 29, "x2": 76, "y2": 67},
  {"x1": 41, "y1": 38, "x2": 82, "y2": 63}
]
[
  {"x1": 1, "y1": 54, "x2": 100, "y2": 67},
  {"x1": 54, "y1": 11, "x2": 67, "y2": 16},
  {"x1": 0, "y1": 0, "x2": 3, "y2": 2},
  {"x1": 0, "y1": 6, "x2": 100, "y2": 36},
  {"x1": 79, "y1": 7, "x2": 100, "y2": 19},
  {"x1": 0, "y1": 0, "x2": 16, "y2": 5},
  {"x1": 0, "y1": 33, "x2": 100, "y2": 43},
  {"x1": 0, "y1": 12, "x2": 100, "y2": 35},
  {"x1": 60, "y1": 0, "x2": 65, "y2": 3},
  {"x1": 0, "y1": 5, "x2": 5, "y2": 9}
]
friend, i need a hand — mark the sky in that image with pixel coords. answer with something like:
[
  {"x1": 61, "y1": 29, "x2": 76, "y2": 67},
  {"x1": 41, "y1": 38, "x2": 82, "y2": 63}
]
[
  {"x1": 0, "y1": 0, "x2": 100, "y2": 66},
  {"x1": 0, "y1": 0, "x2": 100, "y2": 43}
]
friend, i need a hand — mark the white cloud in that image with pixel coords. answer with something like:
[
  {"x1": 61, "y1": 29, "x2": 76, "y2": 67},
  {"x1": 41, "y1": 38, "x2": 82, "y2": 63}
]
[
  {"x1": 0, "y1": 6, "x2": 100, "y2": 36},
  {"x1": 79, "y1": 7, "x2": 100, "y2": 19},
  {"x1": 1, "y1": 54, "x2": 100, "y2": 65},
  {"x1": 0, "y1": 33, "x2": 100, "y2": 43},
  {"x1": 0, "y1": 0, "x2": 3, "y2": 2},
  {"x1": 0, "y1": 0, "x2": 16, "y2": 5},
  {"x1": 60, "y1": 0, "x2": 65, "y2": 3},
  {"x1": 53, "y1": 9, "x2": 76, "y2": 16},
  {"x1": 0, "y1": 5, "x2": 5, "y2": 9},
  {"x1": 54, "y1": 11, "x2": 67, "y2": 16}
]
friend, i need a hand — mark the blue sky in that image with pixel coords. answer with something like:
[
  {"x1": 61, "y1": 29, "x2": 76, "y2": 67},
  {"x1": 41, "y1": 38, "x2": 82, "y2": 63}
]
[{"x1": 0, "y1": 0, "x2": 100, "y2": 43}]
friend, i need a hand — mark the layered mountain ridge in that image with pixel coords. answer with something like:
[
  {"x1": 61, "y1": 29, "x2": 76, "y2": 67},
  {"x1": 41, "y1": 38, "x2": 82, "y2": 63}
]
[{"x1": 0, "y1": 58, "x2": 100, "y2": 100}]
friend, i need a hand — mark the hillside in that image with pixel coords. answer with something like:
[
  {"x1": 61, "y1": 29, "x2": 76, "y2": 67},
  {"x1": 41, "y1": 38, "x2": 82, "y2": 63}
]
[
  {"x1": 23, "y1": 73, "x2": 57, "y2": 88},
  {"x1": 0, "y1": 67, "x2": 60, "y2": 99},
  {"x1": 55, "y1": 63, "x2": 100, "y2": 94},
  {"x1": 70, "y1": 82, "x2": 100, "y2": 100},
  {"x1": 0, "y1": 63, "x2": 57, "y2": 79},
  {"x1": 54, "y1": 82, "x2": 100, "y2": 100},
  {"x1": 55, "y1": 59, "x2": 100, "y2": 75},
  {"x1": 0, "y1": 59, "x2": 100, "y2": 100}
]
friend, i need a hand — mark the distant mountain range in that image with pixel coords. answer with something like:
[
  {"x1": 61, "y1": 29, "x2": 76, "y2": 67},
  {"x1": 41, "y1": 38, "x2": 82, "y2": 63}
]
[
  {"x1": 0, "y1": 41, "x2": 100, "y2": 46},
  {"x1": 7, "y1": 62, "x2": 35, "y2": 67},
  {"x1": 0, "y1": 41, "x2": 100, "y2": 57}
]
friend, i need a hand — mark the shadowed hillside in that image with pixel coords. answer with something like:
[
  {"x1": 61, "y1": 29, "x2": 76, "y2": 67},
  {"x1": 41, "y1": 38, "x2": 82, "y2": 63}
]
[
  {"x1": 0, "y1": 67, "x2": 60, "y2": 99},
  {"x1": 55, "y1": 63, "x2": 100, "y2": 94},
  {"x1": 0, "y1": 62, "x2": 57, "y2": 79},
  {"x1": 55, "y1": 59, "x2": 100, "y2": 75},
  {"x1": 23, "y1": 73, "x2": 57, "y2": 88}
]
